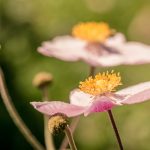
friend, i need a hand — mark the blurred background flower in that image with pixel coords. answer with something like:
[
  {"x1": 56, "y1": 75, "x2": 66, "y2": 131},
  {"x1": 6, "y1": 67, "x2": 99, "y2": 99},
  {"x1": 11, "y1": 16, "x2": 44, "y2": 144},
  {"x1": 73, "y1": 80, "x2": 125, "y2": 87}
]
[{"x1": 1, "y1": 0, "x2": 150, "y2": 149}]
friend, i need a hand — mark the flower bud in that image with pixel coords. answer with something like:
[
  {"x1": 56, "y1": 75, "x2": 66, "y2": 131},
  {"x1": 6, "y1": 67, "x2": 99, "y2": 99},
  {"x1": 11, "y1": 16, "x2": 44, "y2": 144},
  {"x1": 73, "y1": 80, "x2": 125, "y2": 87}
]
[
  {"x1": 33, "y1": 72, "x2": 53, "y2": 89},
  {"x1": 48, "y1": 113, "x2": 68, "y2": 134}
]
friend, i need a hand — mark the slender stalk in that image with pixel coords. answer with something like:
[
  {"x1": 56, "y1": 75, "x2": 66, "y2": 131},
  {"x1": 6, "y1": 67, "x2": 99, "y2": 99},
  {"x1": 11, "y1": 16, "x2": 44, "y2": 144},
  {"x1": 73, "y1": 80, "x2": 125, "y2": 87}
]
[
  {"x1": 89, "y1": 66, "x2": 96, "y2": 76},
  {"x1": 60, "y1": 116, "x2": 80, "y2": 150},
  {"x1": 41, "y1": 87, "x2": 55, "y2": 150},
  {"x1": 0, "y1": 68, "x2": 45, "y2": 150},
  {"x1": 64, "y1": 125, "x2": 77, "y2": 150},
  {"x1": 60, "y1": 66, "x2": 96, "y2": 150},
  {"x1": 107, "y1": 110, "x2": 123, "y2": 150}
]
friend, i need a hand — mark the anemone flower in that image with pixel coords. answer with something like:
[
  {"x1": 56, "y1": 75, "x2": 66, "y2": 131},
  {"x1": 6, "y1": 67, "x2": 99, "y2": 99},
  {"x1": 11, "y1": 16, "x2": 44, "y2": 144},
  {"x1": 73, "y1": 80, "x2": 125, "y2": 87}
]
[
  {"x1": 31, "y1": 71, "x2": 150, "y2": 149},
  {"x1": 31, "y1": 71, "x2": 150, "y2": 117},
  {"x1": 38, "y1": 22, "x2": 150, "y2": 67},
  {"x1": 70, "y1": 71, "x2": 150, "y2": 116}
]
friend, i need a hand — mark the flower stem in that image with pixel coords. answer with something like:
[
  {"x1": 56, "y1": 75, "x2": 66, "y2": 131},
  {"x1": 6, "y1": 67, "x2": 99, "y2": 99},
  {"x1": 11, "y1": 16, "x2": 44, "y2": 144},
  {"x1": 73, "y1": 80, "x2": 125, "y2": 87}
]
[
  {"x1": 107, "y1": 110, "x2": 123, "y2": 150},
  {"x1": 0, "y1": 67, "x2": 45, "y2": 150},
  {"x1": 89, "y1": 66, "x2": 96, "y2": 76},
  {"x1": 60, "y1": 66, "x2": 96, "y2": 149},
  {"x1": 60, "y1": 116, "x2": 80, "y2": 150},
  {"x1": 64, "y1": 125, "x2": 77, "y2": 150},
  {"x1": 41, "y1": 86, "x2": 55, "y2": 150}
]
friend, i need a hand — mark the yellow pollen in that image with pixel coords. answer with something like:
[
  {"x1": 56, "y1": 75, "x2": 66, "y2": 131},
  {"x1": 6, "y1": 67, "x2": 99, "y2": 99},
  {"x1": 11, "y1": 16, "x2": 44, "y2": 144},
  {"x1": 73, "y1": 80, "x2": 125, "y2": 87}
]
[
  {"x1": 79, "y1": 71, "x2": 122, "y2": 95},
  {"x1": 72, "y1": 22, "x2": 113, "y2": 42}
]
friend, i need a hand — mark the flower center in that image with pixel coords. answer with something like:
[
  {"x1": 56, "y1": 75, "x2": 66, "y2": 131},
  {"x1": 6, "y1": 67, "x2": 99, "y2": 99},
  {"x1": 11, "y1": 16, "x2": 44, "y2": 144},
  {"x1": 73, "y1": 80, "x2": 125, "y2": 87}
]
[
  {"x1": 79, "y1": 71, "x2": 122, "y2": 95},
  {"x1": 72, "y1": 22, "x2": 113, "y2": 42}
]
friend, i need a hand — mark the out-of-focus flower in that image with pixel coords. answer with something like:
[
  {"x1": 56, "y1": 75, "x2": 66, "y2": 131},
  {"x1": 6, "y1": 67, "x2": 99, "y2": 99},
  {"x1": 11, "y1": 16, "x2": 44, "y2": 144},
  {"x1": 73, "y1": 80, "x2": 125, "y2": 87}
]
[
  {"x1": 31, "y1": 71, "x2": 150, "y2": 117},
  {"x1": 38, "y1": 22, "x2": 150, "y2": 67}
]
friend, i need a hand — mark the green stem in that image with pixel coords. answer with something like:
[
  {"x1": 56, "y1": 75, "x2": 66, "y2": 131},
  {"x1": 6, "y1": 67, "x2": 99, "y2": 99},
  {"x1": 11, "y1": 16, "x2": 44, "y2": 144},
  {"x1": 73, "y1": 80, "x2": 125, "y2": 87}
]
[
  {"x1": 64, "y1": 125, "x2": 77, "y2": 150},
  {"x1": 0, "y1": 68, "x2": 45, "y2": 150},
  {"x1": 42, "y1": 87, "x2": 55, "y2": 150}
]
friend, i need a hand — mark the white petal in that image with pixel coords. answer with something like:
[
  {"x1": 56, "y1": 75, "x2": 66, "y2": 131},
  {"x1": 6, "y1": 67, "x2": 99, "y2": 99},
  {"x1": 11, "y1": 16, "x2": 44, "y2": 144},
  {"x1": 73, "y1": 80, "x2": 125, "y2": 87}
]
[
  {"x1": 38, "y1": 36, "x2": 88, "y2": 61},
  {"x1": 92, "y1": 55, "x2": 124, "y2": 67},
  {"x1": 70, "y1": 89, "x2": 94, "y2": 107},
  {"x1": 105, "y1": 33, "x2": 126, "y2": 45}
]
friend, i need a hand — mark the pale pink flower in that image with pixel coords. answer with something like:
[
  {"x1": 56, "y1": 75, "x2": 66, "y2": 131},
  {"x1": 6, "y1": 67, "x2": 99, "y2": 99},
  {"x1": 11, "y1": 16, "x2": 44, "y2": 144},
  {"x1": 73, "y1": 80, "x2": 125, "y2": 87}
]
[
  {"x1": 31, "y1": 71, "x2": 150, "y2": 117},
  {"x1": 70, "y1": 81, "x2": 150, "y2": 116},
  {"x1": 38, "y1": 22, "x2": 150, "y2": 67}
]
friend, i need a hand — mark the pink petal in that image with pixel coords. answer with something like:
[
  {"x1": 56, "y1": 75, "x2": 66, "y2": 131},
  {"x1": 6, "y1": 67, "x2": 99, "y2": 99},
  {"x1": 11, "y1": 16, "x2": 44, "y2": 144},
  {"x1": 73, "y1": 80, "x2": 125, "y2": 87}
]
[
  {"x1": 38, "y1": 36, "x2": 87, "y2": 61},
  {"x1": 116, "y1": 82, "x2": 150, "y2": 104},
  {"x1": 84, "y1": 96, "x2": 115, "y2": 116},
  {"x1": 30, "y1": 101, "x2": 85, "y2": 117},
  {"x1": 121, "y1": 42, "x2": 150, "y2": 65},
  {"x1": 70, "y1": 89, "x2": 94, "y2": 107},
  {"x1": 105, "y1": 93, "x2": 127, "y2": 105},
  {"x1": 106, "y1": 33, "x2": 150, "y2": 65},
  {"x1": 87, "y1": 55, "x2": 124, "y2": 67}
]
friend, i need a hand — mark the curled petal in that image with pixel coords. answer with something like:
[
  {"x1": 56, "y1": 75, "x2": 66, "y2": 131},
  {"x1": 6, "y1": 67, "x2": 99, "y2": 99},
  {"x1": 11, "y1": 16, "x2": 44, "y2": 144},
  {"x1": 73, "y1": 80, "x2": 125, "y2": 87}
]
[
  {"x1": 70, "y1": 89, "x2": 94, "y2": 107},
  {"x1": 30, "y1": 101, "x2": 85, "y2": 117},
  {"x1": 84, "y1": 96, "x2": 115, "y2": 116},
  {"x1": 38, "y1": 36, "x2": 87, "y2": 61},
  {"x1": 116, "y1": 82, "x2": 150, "y2": 104}
]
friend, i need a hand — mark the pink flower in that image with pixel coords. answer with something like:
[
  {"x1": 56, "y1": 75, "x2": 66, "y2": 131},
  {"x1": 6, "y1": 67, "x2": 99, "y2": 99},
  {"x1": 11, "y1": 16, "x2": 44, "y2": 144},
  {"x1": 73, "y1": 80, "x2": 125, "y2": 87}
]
[
  {"x1": 31, "y1": 71, "x2": 150, "y2": 117},
  {"x1": 38, "y1": 22, "x2": 150, "y2": 67}
]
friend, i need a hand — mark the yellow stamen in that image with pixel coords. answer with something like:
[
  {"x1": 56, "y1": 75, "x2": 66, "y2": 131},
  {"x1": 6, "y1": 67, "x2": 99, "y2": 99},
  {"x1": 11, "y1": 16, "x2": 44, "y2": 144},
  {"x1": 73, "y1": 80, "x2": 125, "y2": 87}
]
[
  {"x1": 79, "y1": 71, "x2": 122, "y2": 95},
  {"x1": 72, "y1": 22, "x2": 113, "y2": 42}
]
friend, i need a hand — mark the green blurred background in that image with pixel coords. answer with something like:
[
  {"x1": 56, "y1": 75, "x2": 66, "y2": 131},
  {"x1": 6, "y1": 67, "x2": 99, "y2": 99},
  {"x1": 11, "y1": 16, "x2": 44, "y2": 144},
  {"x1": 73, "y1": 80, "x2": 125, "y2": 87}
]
[{"x1": 1, "y1": 0, "x2": 150, "y2": 149}]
